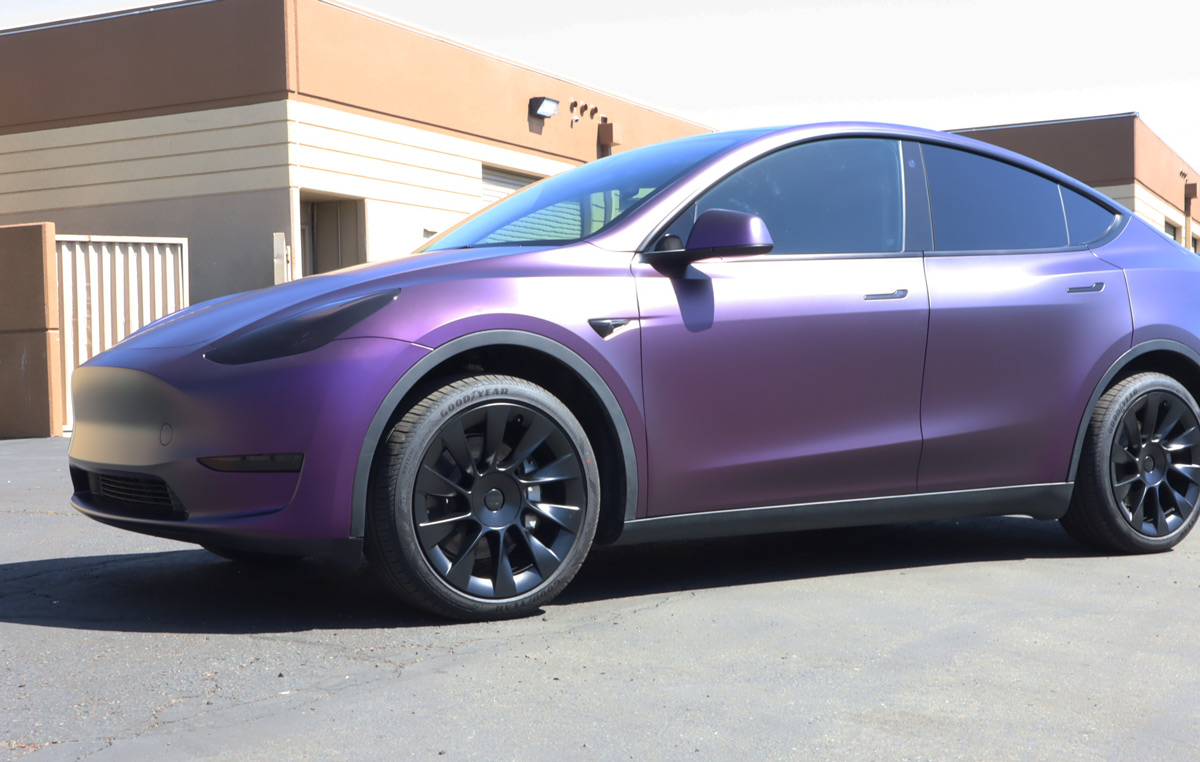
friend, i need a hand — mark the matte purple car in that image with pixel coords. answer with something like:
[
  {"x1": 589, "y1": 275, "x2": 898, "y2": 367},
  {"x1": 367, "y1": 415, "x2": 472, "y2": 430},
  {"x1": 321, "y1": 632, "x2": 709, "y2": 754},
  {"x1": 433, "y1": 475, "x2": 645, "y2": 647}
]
[{"x1": 69, "y1": 123, "x2": 1200, "y2": 620}]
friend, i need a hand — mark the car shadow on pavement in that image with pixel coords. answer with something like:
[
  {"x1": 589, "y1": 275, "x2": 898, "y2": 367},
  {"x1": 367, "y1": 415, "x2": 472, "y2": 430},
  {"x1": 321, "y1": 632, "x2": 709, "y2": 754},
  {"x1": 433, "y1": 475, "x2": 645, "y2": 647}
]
[
  {"x1": 0, "y1": 515, "x2": 1094, "y2": 632},
  {"x1": 0, "y1": 549, "x2": 445, "y2": 633},
  {"x1": 559, "y1": 515, "x2": 1093, "y2": 605}
]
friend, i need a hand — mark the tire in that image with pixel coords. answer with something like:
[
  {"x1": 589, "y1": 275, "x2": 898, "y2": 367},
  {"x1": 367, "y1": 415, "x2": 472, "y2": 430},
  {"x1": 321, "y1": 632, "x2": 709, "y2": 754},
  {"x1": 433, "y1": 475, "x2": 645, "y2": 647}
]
[
  {"x1": 1062, "y1": 372, "x2": 1200, "y2": 553},
  {"x1": 366, "y1": 375, "x2": 601, "y2": 620},
  {"x1": 202, "y1": 545, "x2": 303, "y2": 564}
]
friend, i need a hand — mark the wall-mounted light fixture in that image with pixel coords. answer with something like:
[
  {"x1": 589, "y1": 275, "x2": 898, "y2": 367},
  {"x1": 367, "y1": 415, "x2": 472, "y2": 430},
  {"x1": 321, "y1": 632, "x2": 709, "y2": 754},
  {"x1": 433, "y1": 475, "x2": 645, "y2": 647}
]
[{"x1": 529, "y1": 97, "x2": 559, "y2": 118}]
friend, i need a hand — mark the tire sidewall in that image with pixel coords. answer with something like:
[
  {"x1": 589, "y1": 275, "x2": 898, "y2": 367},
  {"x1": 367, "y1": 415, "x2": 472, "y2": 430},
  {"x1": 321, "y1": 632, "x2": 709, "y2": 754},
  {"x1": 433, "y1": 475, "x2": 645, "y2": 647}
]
[
  {"x1": 1093, "y1": 373, "x2": 1200, "y2": 552},
  {"x1": 385, "y1": 376, "x2": 600, "y2": 618}
]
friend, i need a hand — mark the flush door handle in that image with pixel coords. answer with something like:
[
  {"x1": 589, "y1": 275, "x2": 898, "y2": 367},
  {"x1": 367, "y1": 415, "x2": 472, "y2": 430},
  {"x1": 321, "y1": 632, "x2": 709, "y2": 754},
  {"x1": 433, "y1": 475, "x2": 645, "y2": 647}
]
[{"x1": 864, "y1": 289, "x2": 909, "y2": 301}]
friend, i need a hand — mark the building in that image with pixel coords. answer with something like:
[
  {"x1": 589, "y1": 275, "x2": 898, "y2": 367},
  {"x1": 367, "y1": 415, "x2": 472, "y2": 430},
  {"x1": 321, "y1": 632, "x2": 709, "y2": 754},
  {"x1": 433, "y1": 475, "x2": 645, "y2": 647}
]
[
  {"x1": 0, "y1": 0, "x2": 708, "y2": 302},
  {"x1": 954, "y1": 113, "x2": 1199, "y2": 253},
  {"x1": 3, "y1": 2, "x2": 1198, "y2": 440}
]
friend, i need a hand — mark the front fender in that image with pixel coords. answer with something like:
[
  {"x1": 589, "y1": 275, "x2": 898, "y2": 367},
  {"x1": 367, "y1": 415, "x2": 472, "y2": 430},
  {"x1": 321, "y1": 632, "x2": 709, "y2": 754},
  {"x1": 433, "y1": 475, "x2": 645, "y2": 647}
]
[{"x1": 349, "y1": 329, "x2": 641, "y2": 539}]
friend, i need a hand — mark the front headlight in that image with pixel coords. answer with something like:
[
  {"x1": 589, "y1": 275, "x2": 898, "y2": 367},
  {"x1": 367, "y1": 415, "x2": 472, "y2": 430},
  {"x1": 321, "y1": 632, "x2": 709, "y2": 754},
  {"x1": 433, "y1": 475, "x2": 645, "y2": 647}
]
[{"x1": 205, "y1": 290, "x2": 399, "y2": 365}]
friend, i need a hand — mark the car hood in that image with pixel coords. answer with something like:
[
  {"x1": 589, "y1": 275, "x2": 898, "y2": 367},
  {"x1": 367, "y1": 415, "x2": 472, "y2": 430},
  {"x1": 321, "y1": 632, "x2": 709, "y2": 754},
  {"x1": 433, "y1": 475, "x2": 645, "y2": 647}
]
[{"x1": 115, "y1": 245, "x2": 564, "y2": 350}]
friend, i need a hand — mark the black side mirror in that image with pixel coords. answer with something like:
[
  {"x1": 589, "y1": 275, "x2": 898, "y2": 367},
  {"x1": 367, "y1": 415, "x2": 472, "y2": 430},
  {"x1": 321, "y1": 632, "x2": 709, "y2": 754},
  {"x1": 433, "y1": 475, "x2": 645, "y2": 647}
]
[{"x1": 649, "y1": 208, "x2": 774, "y2": 277}]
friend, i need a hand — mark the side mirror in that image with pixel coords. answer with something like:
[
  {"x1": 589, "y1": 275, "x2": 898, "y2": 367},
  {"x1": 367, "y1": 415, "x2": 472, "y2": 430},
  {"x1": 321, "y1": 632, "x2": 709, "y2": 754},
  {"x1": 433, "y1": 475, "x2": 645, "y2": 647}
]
[{"x1": 649, "y1": 208, "x2": 774, "y2": 276}]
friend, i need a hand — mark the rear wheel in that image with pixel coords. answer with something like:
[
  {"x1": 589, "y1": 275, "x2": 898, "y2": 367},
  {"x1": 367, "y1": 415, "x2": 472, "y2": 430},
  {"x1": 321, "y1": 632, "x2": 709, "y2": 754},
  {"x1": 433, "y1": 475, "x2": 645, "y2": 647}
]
[
  {"x1": 1063, "y1": 372, "x2": 1200, "y2": 553},
  {"x1": 366, "y1": 375, "x2": 600, "y2": 620}
]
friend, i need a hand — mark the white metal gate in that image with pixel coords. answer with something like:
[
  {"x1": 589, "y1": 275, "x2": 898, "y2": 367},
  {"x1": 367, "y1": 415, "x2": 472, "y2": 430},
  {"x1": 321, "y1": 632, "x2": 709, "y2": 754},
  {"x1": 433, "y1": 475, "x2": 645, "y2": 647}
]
[{"x1": 56, "y1": 234, "x2": 189, "y2": 431}]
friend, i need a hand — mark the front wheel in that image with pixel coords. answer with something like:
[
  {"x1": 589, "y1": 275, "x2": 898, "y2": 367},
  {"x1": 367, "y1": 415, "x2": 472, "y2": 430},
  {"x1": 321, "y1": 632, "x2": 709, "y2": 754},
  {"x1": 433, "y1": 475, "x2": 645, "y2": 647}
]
[
  {"x1": 1063, "y1": 372, "x2": 1200, "y2": 553},
  {"x1": 366, "y1": 375, "x2": 600, "y2": 620}
]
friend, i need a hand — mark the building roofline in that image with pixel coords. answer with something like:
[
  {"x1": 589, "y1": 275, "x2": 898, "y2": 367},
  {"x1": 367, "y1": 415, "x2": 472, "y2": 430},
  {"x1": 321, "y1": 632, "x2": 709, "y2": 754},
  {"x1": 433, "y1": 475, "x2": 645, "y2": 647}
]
[
  {"x1": 950, "y1": 112, "x2": 1140, "y2": 134},
  {"x1": 313, "y1": 0, "x2": 711, "y2": 131},
  {"x1": 1, "y1": 0, "x2": 710, "y2": 130},
  {"x1": 0, "y1": 0, "x2": 218, "y2": 36}
]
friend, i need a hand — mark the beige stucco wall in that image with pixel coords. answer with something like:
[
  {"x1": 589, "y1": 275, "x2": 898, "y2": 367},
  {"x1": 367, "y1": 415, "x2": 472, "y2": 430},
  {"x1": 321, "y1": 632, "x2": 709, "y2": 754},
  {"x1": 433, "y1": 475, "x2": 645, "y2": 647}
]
[
  {"x1": 0, "y1": 0, "x2": 708, "y2": 300},
  {"x1": 0, "y1": 100, "x2": 582, "y2": 298}
]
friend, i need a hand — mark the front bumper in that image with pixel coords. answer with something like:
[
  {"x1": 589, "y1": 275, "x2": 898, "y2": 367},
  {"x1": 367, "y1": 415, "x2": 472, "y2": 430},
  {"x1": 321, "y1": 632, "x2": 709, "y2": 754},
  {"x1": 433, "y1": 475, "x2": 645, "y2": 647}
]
[{"x1": 69, "y1": 336, "x2": 429, "y2": 560}]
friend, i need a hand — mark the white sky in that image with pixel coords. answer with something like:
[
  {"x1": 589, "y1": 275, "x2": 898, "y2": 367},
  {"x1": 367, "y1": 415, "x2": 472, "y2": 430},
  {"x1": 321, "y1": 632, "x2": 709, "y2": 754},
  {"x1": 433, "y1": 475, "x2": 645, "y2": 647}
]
[{"x1": 4, "y1": 0, "x2": 1200, "y2": 168}]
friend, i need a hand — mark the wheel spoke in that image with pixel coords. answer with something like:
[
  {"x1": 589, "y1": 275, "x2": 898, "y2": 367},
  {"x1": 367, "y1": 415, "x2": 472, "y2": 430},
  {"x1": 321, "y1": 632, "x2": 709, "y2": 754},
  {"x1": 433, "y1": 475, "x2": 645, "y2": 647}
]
[
  {"x1": 482, "y1": 406, "x2": 509, "y2": 470},
  {"x1": 444, "y1": 527, "x2": 486, "y2": 588},
  {"x1": 1111, "y1": 445, "x2": 1137, "y2": 466},
  {"x1": 1120, "y1": 409, "x2": 1143, "y2": 451},
  {"x1": 1156, "y1": 397, "x2": 1184, "y2": 439},
  {"x1": 517, "y1": 453, "x2": 581, "y2": 485},
  {"x1": 1149, "y1": 487, "x2": 1169, "y2": 536},
  {"x1": 528, "y1": 501, "x2": 583, "y2": 533},
  {"x1": 1164, "y1": 483, "x2": 1197, "y2": 522},
  {"x1": 419, "y1": 464, "x2": 470, "y2": 498},
  {"x1": 1171, "y1": 463, "x2": 1200, "y2": 486},
  {"x1": 416, "y1": 513, "x2": 474, "y2": 551},
  {"x1": 1126, "y1": 483, "x2": 1147, "y2": 528},
  {"x1": 1165, "y1": 425, "x2": 1200, "y2": 450},
  {"x1": 1112, "y1": 474, "x2": 1140, "y2": 503},
  {"x1": 493, "y1": 532, "x2": 519, "y2": 598},
  {"x1": 1141, "y1": 395, "x2": 1161, "y2": 444},
  {"x1": 519, "y1": 527, "x2": 563, "y2": 578},
  {"x1": 441, "y1": 419, "x2": 477, "y2": 478},
  {"x1": 504, "y1": 415, "x2": 553, "y2": 467}
]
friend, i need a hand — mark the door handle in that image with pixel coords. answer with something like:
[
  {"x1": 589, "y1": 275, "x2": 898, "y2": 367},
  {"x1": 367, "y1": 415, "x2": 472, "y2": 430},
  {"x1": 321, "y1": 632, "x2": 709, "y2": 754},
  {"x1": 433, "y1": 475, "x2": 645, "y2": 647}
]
[
  {"x1": 864, "y1": 289, "x2": 908, "y2": 301},
  {"x1": 1067, "y1": 282, "x2": 1104, "y2": 293}
]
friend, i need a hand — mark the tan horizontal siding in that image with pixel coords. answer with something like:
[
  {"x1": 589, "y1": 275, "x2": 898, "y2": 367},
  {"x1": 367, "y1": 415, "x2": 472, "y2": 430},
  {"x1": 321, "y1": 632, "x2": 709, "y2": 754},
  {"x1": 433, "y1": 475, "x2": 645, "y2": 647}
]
[
  {"x1": 291, "y1": 167, "x2": 479, "y2": 214},
  {"x1": 286, "y1": 101, "x2": 573, "y2": 180},
  {"x1": 0, "y1": 101, "x2": 288, "y2": 152},
  {"x1": 0, "y1": 103, "x2": 292, "y2": 215},
  {"x1": 1, "y1": 123, "x2": 287, "y2": 174},
  {"x1": 290, "y1": 144, "x2": 482, "y2": 201},
  {"x1": 290, "y1": 122, "x2": 480, "y2": 179},
  {"x1": 0, "y1": 168, "x2": 290, "y2": 215},
  {"x1": 1, "y1": 145, "x2": 291, "y2": 195}
]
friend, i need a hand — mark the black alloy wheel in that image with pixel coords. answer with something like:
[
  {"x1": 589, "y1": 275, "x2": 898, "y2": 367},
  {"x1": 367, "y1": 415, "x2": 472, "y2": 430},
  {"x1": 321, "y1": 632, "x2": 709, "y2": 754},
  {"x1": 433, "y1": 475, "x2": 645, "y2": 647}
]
[
  {"x1": 367, "y1": 375, "x2": 600, "y2": 620},
  {"x1": 1063, "y1": 372, "x2": 1200, "y2": 553},
  {"x1": 1109, "y1": 389, "x2": 1200, "y2": 537}
]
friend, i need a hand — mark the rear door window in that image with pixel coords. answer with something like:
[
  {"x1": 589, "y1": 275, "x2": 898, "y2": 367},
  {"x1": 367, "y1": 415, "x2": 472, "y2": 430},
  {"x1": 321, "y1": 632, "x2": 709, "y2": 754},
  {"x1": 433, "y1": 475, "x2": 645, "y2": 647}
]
[{"x1": 922, "y1": 144, "x2": 1068, "y2": 251}]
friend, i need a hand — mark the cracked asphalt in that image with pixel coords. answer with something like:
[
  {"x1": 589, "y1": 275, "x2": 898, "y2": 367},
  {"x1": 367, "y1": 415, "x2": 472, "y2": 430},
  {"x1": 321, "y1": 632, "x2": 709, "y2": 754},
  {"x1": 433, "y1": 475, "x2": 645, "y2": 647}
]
[{"x1": 3, "y1": 436, "x2": 1200, "y2": 761}]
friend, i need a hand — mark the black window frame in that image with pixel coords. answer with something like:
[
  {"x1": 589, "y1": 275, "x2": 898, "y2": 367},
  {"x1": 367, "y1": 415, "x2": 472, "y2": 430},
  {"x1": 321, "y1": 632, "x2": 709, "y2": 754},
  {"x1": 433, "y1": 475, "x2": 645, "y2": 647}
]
[{"x1": 916, "y1": 141, "x2": 1125, "y2": 256}]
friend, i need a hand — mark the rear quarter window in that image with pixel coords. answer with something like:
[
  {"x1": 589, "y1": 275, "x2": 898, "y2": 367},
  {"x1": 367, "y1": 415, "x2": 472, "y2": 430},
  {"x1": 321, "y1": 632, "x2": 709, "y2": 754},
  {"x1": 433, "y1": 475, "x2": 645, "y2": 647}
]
[{"x1": 1061, "y1": 187, "x2": 1117, "y2": 245}]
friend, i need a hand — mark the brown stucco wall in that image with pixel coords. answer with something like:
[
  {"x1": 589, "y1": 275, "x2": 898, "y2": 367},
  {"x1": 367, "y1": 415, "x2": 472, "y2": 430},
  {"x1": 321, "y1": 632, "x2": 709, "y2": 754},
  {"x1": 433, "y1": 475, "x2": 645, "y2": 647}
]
[
  {"x1": 955, "y1": 115, "x2": 1199, "y2": 230},
  {"x1": 0, "y1": 223, "x2": 62, "y2": 438},
  {"x1": 1134, "y1": 119, "x2": 1200, "y2": 215},
  {"x1": 291, "y1": 0, "x2": 706, "y2": 160},
  {"x1": 0, "y1": 0, "x2": 291, "y2": 133},
  {"x1": 954, "y1": 115, "x2": 1138, "y2": 188},
  {"x1": 0, "y1": 0, "x2": 706, "y2": 158}
]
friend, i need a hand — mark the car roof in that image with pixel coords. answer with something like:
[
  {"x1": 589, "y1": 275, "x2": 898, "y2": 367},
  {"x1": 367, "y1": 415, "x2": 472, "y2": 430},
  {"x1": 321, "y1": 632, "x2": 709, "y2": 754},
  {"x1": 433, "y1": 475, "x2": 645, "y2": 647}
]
[{"x1": 745, "y1": 122, "x2": 1113, "y2": 204}]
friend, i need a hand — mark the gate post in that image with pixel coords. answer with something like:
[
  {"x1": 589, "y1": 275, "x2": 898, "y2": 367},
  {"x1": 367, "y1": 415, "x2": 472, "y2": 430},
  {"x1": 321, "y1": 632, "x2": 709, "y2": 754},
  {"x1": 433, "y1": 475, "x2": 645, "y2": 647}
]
[{"x1": 0, "y1": 222, "x2": 63, "y2": 438}]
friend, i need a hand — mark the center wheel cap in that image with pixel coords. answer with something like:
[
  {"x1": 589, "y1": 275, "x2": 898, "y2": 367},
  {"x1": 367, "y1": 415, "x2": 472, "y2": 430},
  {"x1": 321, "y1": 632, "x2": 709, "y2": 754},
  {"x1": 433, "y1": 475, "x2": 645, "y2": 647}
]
[{"x1": 484, "y1": 488, "x2": 505, "y2": 511}]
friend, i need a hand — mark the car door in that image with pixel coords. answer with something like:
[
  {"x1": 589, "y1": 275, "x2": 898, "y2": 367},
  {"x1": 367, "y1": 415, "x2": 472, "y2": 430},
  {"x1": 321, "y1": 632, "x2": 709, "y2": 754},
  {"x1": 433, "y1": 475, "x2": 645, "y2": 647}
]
[
  {"x1": 916, "y1": 143, "x2": 1133, "y2": 492},
  {"x1": 634, "y1": 138, "x2": 931, "y2": 517}
]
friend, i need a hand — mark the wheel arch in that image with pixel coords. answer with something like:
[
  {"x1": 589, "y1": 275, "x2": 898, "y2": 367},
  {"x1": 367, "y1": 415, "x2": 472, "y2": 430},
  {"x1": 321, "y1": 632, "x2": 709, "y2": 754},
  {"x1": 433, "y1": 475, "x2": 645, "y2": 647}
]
[
  {"x1": 1069, "y1": 339, "x2": 1200, "y2": 482},
  {"x1": 351, "y1": 330, "x2": 639, "y2": 545}
]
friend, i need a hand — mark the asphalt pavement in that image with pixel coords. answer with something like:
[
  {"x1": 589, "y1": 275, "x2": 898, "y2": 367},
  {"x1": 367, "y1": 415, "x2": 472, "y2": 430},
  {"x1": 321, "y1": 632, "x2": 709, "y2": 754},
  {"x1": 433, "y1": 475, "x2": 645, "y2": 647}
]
[{"x1": 2, "y1": 436, "x2": 1199, "y2": 761}]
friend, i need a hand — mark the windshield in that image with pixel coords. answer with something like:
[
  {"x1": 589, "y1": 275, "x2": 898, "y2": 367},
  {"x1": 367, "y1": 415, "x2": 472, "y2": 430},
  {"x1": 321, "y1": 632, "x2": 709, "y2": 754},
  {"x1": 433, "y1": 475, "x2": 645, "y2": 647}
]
[{"x1": 420, "y1": 130, "x2": 766, "y2": 252}]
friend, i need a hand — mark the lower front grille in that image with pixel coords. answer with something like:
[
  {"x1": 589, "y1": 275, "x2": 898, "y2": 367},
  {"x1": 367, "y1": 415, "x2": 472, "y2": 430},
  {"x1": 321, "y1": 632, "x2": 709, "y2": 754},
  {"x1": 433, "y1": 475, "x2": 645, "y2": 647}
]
[{"x1": 75, "y1": 468, "x2": 187, "y2": 520}]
